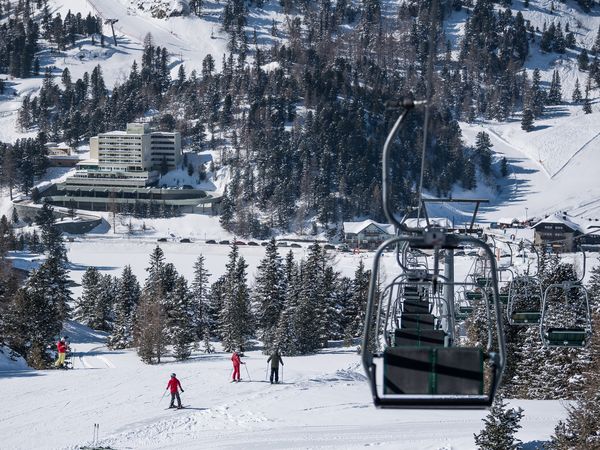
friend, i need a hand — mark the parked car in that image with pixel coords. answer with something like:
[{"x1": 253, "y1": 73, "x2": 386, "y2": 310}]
[
  {"x1": 454, "y1": 250, "x2": 465, "y2": 256},
  {"x1": 219, "y1": 240, "x2": 230, "y2": 245},
  {"x1": 206, "y1": 239, "x2": 217, "y2": 244},
  {"x1": 337, "y1": 244, "x2": 350, "y2": 252},
  {"x1": 234, "y1": 240, "x2": 247, "y2": 245},
  {"x1": 157, "y1": 237, "x2": 168, "y2": 242},
  {"x1": 247, "y1": 241, "x2": 259, "y2": 246},
  {"x1": 277, "y1": 242, "x2": 288, "y2": 247},
  {"x1": 323, "y1": 244, "x2": 335, "y2": 250},
  {"x1": 290, "y1": 243, "x2": 302, "y2": 248},
  {"x1": 260, "y1": 242, "x2": 269, "y2": 247},
  {"x1": 180, "y1": 238, "x2": 192, "y2": 243}
]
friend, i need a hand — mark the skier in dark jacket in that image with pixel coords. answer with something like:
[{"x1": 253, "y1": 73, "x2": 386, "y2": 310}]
[
  {"x1": 166, "y1": 373, "x2": 184, "y2": 408},
  {"x1": 267, "y1": 350, "x2": 284, "y2": 384}
]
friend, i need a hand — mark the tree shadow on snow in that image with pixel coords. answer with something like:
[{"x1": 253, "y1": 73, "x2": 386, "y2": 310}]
[{"x1": 0, "y1": 369, "x2": 43, "y2": 379}]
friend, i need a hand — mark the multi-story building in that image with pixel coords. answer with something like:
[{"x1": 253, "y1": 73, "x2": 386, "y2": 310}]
[
  {"x1": 66, "y1": 123, "x2": 181, "y2": 188},
  {"x1": 150, "y1": 131, "x2": 181, "y2": 171}
]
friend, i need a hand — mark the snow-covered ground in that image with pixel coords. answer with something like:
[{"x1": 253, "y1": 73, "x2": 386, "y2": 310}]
[{"x1": 0, "y1": 322, "x2": 570, "y2": 450}]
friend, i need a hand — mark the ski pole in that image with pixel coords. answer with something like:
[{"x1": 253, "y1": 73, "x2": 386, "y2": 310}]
[
  {"x1": 159, "y1": 389, "x2": 167, "y2": 404},
  {"x1": 244, "y1": 364, "x2": 251, "y2": 381}
]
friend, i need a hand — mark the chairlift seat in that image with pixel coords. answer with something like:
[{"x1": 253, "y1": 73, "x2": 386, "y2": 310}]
[
  {"x1": 465, "y1": 291, "x2": 483, "y2": 301},
  {"x1": 394, "y1": 329, "x2": 446, "y2": 347},
  {"x1": 383, "y1": 347, "x2": 484, "y2": 395},
  {"x1": 403, "y1": 300, "x2": 431, "y2": 314},
  {"x1": 545, "y1": 328, "x2": 587, "y2": 347},
  {"x1": 401, "y1": 313, "x2": 435, "y2": 330},
  {"x1": 476, "y1": 277, "x2": 491, "y2": 288},
  {"x1": 458, "y1": 305, "x2": 474, "y2": 314},
  {"x1": 511, "y1": 311, "x2": 541, "y2": 324}
]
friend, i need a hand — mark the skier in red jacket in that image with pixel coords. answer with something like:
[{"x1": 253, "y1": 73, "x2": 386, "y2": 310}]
[
  {"x1": 55, "y1": 337, "x2": 68, "y2": 368},
  {"x1": 166, "y1": 373, "x2": 184, "y2": 409},
  {"x1": 231, "y1": 350, "x2": 245, "y2": 382}
]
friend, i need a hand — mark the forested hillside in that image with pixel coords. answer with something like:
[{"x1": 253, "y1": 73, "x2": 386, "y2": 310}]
[{"x1": 1, "y1": 0, "x2": 599, "y2": 236}]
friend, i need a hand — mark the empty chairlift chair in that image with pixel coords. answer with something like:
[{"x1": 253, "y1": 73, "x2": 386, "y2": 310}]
[
  {"x1": 507, "y1": 276, "x2": 543, "y2": 326},
  {"x1": 540, "y1": 281, "x2": 592, "y2": 348},
  {"x1": 362, "y1": 231, "x2": 506, "y2": 409}
]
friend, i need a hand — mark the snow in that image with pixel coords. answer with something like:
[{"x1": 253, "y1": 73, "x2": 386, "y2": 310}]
[
  {"x1": 0, "y1": 325, "x2": 570, "y2": 449},
  {"x1": 0, "y1": 346, "x2": 28, "y2": 372}
]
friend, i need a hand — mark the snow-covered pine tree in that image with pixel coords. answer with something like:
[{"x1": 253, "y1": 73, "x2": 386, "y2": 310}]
[
  {"x1": 253, "y1": 238, "x2": 285, "y2": 352},
  {"x1": 145, "y1": 245, "x2": 166, "y2": 293},
  {"x1": 74, "y1": 266, "x2": 101, "y2": 327},
  {"x1": 572, "y1": 78, "x2": 582, "y2": 104},
  {"x1": 520, "y1": 109, "x2": 534, "y2": 131},
  {"x1": 3, "y1": 262, "x2": 65, "y2": 368},
  {"x1": 218, "y1": 245, "x2": 253, "y2": 351},
  {"x1": 40, "y1": 255, "x2": 72, "y2": 322},
  {"x1": 547, "y1": 70, "x2": 562, "y2": 105},
  {"x1": 344, "y1": 259, "x2": 370, "y2": 342},
  {"x1": 291, "y1": 243, "x2": 324, "y2": 354},
  {"x1": 107, "y1": 265, "x2": 141, "y2": 349},
  {"x1": 274, "y1": 256, "x2": 301, "y2": 355},
  {"x1": 168, "y1": 275, "x2": 196, "y2": 360},
  {"x1": 548, "y1": 262, "x2": 600, "y2": 448},
  {"x1": 191, "y1": 254, "x2": 211, "y2": 341},
  {"x1": 473, "y1": 396, "x2": 524, "y2": 450},
  {"x1": 317, "y1": 265, "x2": 341, "y2": 346}
]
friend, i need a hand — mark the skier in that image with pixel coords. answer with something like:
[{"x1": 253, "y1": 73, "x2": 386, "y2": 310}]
[
  {"x1": 55, "y1": 336, "x2": 68, "y2": 368},
  {"x1": 166, "y1": 373, "x2": 184, "y2": 409},
  {"x1": 267, "y1": 349, "x2": 284, "y2": 384},
  {"x1": 231, "y1": 350, "x2": 245, "y2": 382}
]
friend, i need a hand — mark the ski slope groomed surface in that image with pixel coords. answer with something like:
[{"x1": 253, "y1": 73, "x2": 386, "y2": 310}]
[{"x1": 1, "y1": 322, "x2": 568, "y2": 450}]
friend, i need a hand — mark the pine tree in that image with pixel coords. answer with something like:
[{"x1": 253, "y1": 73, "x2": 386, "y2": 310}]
[
  {"x1": 218, "y1": 245, "x2": 253, "y2": 351},
  {"x1": 169, "y1": 275, "x2": 196, "y2": 360},
  {"x1": 190, "y1": 255, "x2": 211, "y2": 340},
  {"x1": 521, "y1": 109, "x2": 534, "y2": 132},
  {"x1": 134, "y1": 289, "x2": 167, "y2": 364},
  {"x1": 344, "y1": 259, "x2": 370, "y2": 341},
  {"x1": 549, "y1": 263, "x2": 600, "y2": 448},
  {"x1": 107, "y1": 265, "x2": 141, "y2": 349},
  {"x1": 500, "y1": 157, "x2": 508, "y2": 177},
  {"x1": 572, "y1": 78, "x2": 582, "y2": 104},
  {"x1": 531, "y1": 68, "x2": 545, "y2": 117},
  {"x1": 473, "y1": 396, "x2": 524, "y2": 450},
  {"x1": 253, "y1": 238, "x2": 285, "y2": 352},
  {"x1": 547, "y1": 70, "x2": 562, "y2": 105},
  {"x1": 475, "y1": 131, "x2": 493, "y2": 175},
  {"x1": 75, "y1": 267, "x2": 101, "y2": 328},
  {"x1": 3, "y1": 259, "x2": 67, "y2": 368}
]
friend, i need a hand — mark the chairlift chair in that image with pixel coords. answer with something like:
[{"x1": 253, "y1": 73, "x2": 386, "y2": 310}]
[
  {"x1": 540, "y1": 281, "x2": 592, "y2": 348},
  {"x1": 362, "y1": 231, "x2": 506, "y2": 409},
  {"x1": 507, "y1": 275, "x2": 543, "y2": 326}
]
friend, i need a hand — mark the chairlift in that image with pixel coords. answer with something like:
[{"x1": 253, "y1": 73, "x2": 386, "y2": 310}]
[
  {"x1": 506, "y1": 275, "x2": 543, "y2": 325},
  {"x1": 540, "y1": 252, "x2": 592, "y2": 349},
  {"x1": 362, "y1": 231, "x2": 506, "y2": 409}
]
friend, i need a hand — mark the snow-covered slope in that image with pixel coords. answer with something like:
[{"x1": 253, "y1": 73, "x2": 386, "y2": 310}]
[{"x1": 0, "y1": 324, "x2": 569, "y2": 449}]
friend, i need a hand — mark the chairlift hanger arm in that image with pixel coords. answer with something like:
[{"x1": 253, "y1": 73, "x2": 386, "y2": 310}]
[{"x1": 382, "y1": 99, "x2": 427, "y2": 233}]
